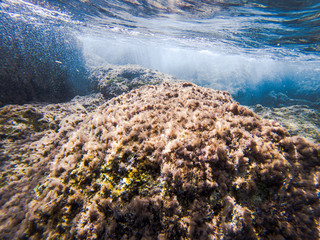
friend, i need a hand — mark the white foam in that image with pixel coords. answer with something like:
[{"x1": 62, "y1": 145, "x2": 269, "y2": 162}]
[{"x1": 81, "y1": 34, "x2": 320, "y2": 94}]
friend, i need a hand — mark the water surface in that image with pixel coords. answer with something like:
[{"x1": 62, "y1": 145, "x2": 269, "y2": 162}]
[{"x1": 1, "y1": 0, "x2": 320, "y2": 106}]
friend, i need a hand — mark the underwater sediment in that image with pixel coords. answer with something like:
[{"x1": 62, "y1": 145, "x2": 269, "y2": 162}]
[{"x1": 0, "y1": 82, "x2": 319, "y2": 239}]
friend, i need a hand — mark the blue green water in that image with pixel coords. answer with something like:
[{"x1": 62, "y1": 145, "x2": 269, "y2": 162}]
[{"x1": 0, "y1": 0, "x2": 319, "y2": 106}]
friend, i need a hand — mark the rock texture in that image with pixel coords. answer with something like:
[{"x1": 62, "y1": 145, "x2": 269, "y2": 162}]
[
  {"x1": 253, "y1": 104, "x2": 320, "y2": 143},
  {"x1": 89, "y1": 64, "x2": 177, "y2": 100},
  {"x1": 0, "y1": 83, "x2": 319, "y2": 239},
  {"x1": 0, "y1": 94, "x2": 105, "y2": 238}
]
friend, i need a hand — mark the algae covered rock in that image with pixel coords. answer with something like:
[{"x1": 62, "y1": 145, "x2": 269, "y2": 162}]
[
  {"x1": 0, "y1": 94, "x2": 105, "y2": 238},
  {"x1": 0, "y1": 106, "x2": 52, "y2": 141},
  {"x1": 89, "y1": 64, "x2": 177, "y2": 99},
  {"x1": 0, "y1": 83, "x2": 319, "y2": 239},
  {"x1": 253, "y1": 104, "x2": 320, "y2": 143}
]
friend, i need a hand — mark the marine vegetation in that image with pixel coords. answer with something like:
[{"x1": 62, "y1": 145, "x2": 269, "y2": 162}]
[{"x1": 0, "y1": 83, "x2": 319, "y2": 239}]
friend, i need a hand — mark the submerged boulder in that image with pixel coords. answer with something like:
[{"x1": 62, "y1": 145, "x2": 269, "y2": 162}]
[
  {"x1": 89, "y1": 64, "x2": 177, "y2": 100},
  {"x1": 0, "y1": 83, "x2": 319, "y2": 239}
]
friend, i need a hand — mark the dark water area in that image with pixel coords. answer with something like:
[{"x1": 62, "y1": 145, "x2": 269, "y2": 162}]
[{"x1": 0, "y1": 0, "x2": 320, "y2": 107}]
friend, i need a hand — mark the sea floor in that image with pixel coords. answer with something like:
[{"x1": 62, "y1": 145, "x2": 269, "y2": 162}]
[{"x1": 252, "y1": 104, "x2": 320, "y2": 143}]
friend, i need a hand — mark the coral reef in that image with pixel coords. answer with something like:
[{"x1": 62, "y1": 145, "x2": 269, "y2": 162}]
[
  {"x1": 0, "y1": 83, "x2": 319, "y2": 239},
  {"x1": 253, "y1": 104, "x2": 320, "y2": 143},
  {"x1": 88, "y1": 64, "x2": 177, "y2": 100}
]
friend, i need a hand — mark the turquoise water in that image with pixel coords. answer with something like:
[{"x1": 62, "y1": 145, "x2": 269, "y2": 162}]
[{"x1": 0, "y1": 0, "x2": 320, "y2": 106}]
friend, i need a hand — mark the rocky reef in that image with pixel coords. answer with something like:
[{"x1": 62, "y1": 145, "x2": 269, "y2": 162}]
[
  {"x1": 252, "y1": 104, "x2": 320, "y2": 143},
  {"x1": 0, "y1": 93, "x2": 105, "y2": 237},
  {"x1": 0, "y1": 82, "x2": 319, "y2": 239},
  {"x1": 88, "y1": 64, "x2": 177, "y2": 100}
]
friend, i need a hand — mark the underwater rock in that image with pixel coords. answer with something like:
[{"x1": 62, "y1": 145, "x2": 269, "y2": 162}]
[
  {"x1": 268, "y1": 91, "x2": 320, "y2": 109},
  {"x1": 253, "y1": 104, "x2": 320, "y2": 143},
  {"x1": 235, "y1": 80, "x2": 320, "y2": 110},
  {"x1": 0, "y1": 94, "x2": 105, "y2": 238},
  {"x1": 89, "y1": 64, "x2": 177, "y2": 99},
  {"x1": 0, "y1": 83, "x2": 319, "y2": 239}
]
